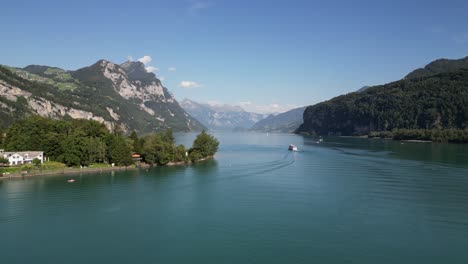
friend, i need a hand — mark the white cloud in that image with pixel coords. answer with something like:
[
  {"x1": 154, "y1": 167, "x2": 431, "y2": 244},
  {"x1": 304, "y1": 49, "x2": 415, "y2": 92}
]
[
  {"x1": 178, "y1": 81, "x2": 202, "y2": 89},
  {"x1": 127, "y1": 55, "x2": 134, "y2": 61},
  {"x1": 159, "y1": 76, "x2": 166, "y2": 82},
  {"x1": 168, "y1": 67, "x2": 177, "y2": 72},
  {"x1": 145, "y1": 66, "x2": 159, "y2": 72},
  {"x1": 138, "y1": 55, "x2": 152, "y2": 65}
]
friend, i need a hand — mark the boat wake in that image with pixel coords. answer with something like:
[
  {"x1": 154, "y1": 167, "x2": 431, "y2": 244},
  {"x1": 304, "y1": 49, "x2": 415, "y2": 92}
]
[
  {"x1": 161, "y1": 150, "x2": 297, "y2": 192},
  {"x1": 217, "y1": 151, "x2": 296, "y2": 182}
]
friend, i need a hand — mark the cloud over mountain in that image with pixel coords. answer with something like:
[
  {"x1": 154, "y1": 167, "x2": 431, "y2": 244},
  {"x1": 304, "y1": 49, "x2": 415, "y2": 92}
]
[{"x1": 179, "y1": 81, "x2": 202, "y2": 89}]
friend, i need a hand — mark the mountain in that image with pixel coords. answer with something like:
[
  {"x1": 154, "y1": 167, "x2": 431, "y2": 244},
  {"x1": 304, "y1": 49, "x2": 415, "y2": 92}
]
[
  {"x1": 356, "y1": 86, "x2": 371, "y2": 92},
  {"x1": 180, "y1": 99, "x2": 267, "y2": 131},
  {"x1": 296, "y1": 57, "x2": 468, "y2": 136},
  {"x1": 405, "y1": 56, "x2": 468, "y2": 79},
  {"x1": 250, "y1": 107, "x2": 306, "y2": 133},
  {"x1": 0, "y1": 60, "x2": 204, "y2": 132}
]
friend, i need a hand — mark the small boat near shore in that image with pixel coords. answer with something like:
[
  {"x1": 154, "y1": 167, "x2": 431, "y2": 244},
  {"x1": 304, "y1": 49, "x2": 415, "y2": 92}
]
[
  {"x1": 288, "y1": 144, "x2": 298, "y2": 151},
  {"x1": 67, "y1": 179, "x2": 75, "y2": 183}
]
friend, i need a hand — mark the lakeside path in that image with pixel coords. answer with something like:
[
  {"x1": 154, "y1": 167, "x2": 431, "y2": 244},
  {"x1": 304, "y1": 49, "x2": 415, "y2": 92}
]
[{"x1": 0, "y1": 164, "x2": 151, "y2": 180}]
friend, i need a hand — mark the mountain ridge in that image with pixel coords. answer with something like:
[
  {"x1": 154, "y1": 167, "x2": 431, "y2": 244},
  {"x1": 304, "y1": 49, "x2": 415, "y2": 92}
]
[
  {"x1": 296, "y1": 56, "x2": 468, "y2": 136},
  {"x1": 405, "y1": 56, "x2": 468, "y2": 79},
  {"x1": 0, "y1": 60, "x2": 204, "y2": 132}
]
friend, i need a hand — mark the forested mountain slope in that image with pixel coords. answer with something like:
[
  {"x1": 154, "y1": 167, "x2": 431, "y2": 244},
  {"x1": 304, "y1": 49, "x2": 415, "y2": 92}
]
[{"x1": 297, "y1": 68, "x2": 468, "y2": 136}]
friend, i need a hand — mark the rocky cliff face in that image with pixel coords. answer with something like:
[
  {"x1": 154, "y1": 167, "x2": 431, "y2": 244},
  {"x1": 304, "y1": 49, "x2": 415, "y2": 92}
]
[
  {"x1": 0, "y1": 78, "x2": 115, "y2": 130},
  {"x1": 0, "y1": 60, "x2": 204, "y2": 132}
]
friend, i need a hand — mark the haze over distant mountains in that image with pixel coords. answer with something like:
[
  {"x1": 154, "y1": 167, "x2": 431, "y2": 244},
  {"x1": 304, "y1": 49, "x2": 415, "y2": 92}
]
[
  {"x1": 0, "y1": 60, "x2": 204, "y2": 132},
  {"x1": 250, "y1": 107, "x2": 306, "y2": 133},
  {"x1": 180, "y1": 99, "x2": 267, "y2": 131}
]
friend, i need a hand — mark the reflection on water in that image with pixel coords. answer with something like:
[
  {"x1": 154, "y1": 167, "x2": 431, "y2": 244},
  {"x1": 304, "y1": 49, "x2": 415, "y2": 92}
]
[{"x1": 1, "y1": 133, "x2": 468, "y2": 263}]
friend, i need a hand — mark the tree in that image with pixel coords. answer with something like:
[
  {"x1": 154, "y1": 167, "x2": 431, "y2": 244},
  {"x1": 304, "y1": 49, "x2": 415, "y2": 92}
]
[
  {"x1": 59, "y1": 135, "x2": 83, "y2": 166},
  {"x1": 189, "y1": 130, "x2": 219, "y2": 160},
  {"x1": 188, "y1": 151, "x2": 202, "y2": 163},
  {"x1": 84, "y1": 137, "x2": 106, "y2": 164},
  {"x1": 161, "y1": 129, "x2": 175, "y2": 145},
  {"x1": 0, "y1": 156, "x2": 8, "y2": 165},
  {"x1": 107, "y1": 135, "x2": 133, "y2": 166},
  {"x1": 129, "y1": 130, "x2": 143, "y2": 153},
  {"x1": 129, "y1": 130, "x2": 138, "y2": 141},
  {"x1": 0, "y1": 127, "x2": 4, "y2": 148},
  {"x1": 32, "y1": 158, "x2": 41, "y2": 167},
  {"x1": 141, "y1": 132, "x2": 173, "y2": 165},
  {"x1": 174, "y1": 144, "x2": 187, "y2": 162}
]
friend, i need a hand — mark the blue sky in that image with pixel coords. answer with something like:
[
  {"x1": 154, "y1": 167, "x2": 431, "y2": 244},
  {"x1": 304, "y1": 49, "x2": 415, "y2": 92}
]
[{"x1": 1, "y1": 0, "x2": 468, "y2": 113}]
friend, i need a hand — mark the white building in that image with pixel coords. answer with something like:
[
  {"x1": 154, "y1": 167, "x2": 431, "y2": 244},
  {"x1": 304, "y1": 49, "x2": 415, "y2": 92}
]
[{"x1": 0, "y1": 150, "x2": 44, "y2": 166}]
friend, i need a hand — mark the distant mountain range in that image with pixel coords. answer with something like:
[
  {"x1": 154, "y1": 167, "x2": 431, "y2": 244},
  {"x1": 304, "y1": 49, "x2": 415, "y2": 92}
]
[
  {"x1": 250, "y1": 107, "x2": 306, "y2": 133},
  {"x1": 0, "y1": 60, "x2": 204, "y2": 132},
  {"x1": 296, "y1": 56, "x2": 468, "y2": 135},
  {"x1": 180, "y1": 99, "x2": 267, "y2": 131}
]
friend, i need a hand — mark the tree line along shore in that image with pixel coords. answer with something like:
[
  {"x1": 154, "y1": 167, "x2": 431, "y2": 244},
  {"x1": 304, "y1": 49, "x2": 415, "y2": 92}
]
[{"x1": 0, "y1": 116, "x2": 219, "y2": 177}]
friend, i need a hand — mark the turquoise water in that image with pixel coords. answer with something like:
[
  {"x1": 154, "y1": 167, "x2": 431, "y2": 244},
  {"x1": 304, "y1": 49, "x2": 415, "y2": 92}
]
[{"x1": 1, "y1": 133, "x2": 468, "y2": 263}]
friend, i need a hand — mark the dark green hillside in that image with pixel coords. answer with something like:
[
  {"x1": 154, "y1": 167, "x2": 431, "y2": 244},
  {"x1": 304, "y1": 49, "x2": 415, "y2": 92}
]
[
  {"x1": 297, "y1": 69, "x2": 468, "y2": 137},
  {"x1": 405, "y1": 56, "x2": 468, "y2": 79}
]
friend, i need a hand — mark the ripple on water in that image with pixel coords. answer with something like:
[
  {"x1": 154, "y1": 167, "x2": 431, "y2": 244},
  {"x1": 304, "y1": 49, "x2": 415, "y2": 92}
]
[{"x1": 1, "y1": 134, "x2": 468, "y2": 263}]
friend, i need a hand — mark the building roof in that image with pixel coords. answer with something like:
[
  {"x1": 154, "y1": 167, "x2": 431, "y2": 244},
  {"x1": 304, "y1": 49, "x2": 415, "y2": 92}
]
[{"x1": 1, "y1": 151, "x2": 43, "y2": 158}]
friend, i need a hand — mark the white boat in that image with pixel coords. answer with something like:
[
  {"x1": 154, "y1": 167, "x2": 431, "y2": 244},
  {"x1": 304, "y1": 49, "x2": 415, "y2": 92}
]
[
  {"x1": 67, "y1": 179, "x2": 75, "y2": 183},
  {"x1": 288, "y1": 144, "x2": 298, "y2": 151}
]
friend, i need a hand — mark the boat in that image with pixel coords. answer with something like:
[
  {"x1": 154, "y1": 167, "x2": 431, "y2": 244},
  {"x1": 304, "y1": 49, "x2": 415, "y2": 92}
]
[
  {"x1": 288, "y1": 144, "x2": 298, "y2": 151},
  {"x1": 67, "y1": 179, "x2": 75, "y2": 183}
]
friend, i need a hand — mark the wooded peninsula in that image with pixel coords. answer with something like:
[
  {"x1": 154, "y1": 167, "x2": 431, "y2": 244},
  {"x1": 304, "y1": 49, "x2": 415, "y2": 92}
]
[{"x1": 0, "y1": 116, "x2": 219, "y2": 175}]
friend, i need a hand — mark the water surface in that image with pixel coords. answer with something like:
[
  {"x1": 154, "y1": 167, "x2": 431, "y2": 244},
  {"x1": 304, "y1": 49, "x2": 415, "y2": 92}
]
[{"x1": 1, "y1": 133, "x2": 468, "y2": 263}]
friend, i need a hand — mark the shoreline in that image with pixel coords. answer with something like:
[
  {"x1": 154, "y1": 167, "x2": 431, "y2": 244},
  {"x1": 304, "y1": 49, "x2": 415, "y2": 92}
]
[
  {"x1": 401, "y1": 139, "x2": 432, "y2": 143},
  {"x1": 339, "y1": 135, "x2": 369, "y2": 138},
  {"x1": 166, "y1": 156, "x2": 214, "y2": 166},
  {"x1": 0, "y1": 163, "x2": 151, "y2": 180},
  {"x1": 0, "y1": 156, "x2": 215, "y2": 180}
]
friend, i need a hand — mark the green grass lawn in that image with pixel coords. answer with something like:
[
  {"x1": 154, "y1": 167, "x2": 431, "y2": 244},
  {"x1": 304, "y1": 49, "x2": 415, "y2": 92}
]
[
  {"x1": 41, "y1": 161, "x2": 66, "y2": 170},
  {"x1": 0, "y1": 161, "x2": 66, "y2": 175},
  {"x1": 0, "y1": 161, "x2": 135, "y2": 177},
  {"x1": 88, "y1": 163, "x2": 111, "y2": 168}
]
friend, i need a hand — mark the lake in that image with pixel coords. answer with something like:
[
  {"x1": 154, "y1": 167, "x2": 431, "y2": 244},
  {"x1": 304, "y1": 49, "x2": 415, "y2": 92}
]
[{"x1": 1, "y1": 133, "x2": 468, "y2": 263}]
